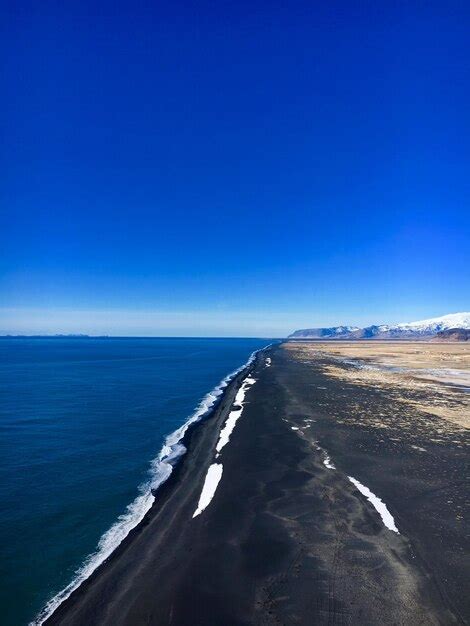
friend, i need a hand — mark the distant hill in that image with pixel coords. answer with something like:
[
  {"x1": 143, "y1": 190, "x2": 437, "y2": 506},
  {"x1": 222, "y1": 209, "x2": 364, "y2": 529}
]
[
  {"x1": 431, "y1": 328, "x2": 470, "y2": 342},
  {"x1": 288, "y1": 312, "x2": 470, "y2": 340},
  {"x1": 288, "y1": 325, "x2": 360, "y2": 339}
]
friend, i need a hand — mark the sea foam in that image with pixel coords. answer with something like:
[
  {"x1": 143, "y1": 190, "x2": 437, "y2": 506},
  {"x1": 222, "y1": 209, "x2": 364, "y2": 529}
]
[{"x1": 32, "y1": 347, "x2": 265, "y2": 625}]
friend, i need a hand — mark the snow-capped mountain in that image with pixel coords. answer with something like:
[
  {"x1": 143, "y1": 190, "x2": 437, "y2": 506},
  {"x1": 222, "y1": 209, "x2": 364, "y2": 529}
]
[
  {"x1": 288, "y1": 325, "x2": 360, "y2": 339},
  {"x1": 394, "y1": 312, "x2": 470, "y2": 333},
  {"x1": 288, "y1": 312, "x2": 470, "y2": 340}
]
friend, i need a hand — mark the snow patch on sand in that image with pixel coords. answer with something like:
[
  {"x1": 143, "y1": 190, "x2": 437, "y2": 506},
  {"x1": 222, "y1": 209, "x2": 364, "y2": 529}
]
[
  {"x1": 314, "y1": 447, "x2": 398, "y2": 533},
  {"x1": 348, "y1": 476, "x2": 399, "y2": 533},
  {"x1": 266, "y1": 357, "x2": 272, "y2": 367},
  {"x1": 215, "y1": 376, "x2": 256, "y2": 455},
  {"x1": 193, "y1": 463, "x2": 224, "y2": 518}
]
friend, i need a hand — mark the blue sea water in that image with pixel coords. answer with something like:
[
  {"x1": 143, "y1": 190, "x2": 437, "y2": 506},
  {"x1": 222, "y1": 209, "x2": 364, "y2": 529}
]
[{"x1": 0, "y1": 337, "x2": 269, "y2": 626}]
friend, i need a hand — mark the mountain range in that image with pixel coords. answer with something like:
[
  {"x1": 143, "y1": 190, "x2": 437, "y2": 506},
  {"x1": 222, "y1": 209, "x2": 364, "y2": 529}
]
[{"x1": 288, "y1": 312, "x2": 470, "y2": 340}]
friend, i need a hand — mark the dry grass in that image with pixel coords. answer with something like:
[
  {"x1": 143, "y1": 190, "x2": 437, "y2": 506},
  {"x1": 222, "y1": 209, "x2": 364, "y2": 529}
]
[{"x1": 284, "y1": 341, "x2": 470, "y2": 430}]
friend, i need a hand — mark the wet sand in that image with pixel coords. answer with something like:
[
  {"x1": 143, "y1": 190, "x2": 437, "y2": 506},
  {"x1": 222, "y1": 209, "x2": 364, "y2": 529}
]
[{"x1": 45, "y1": 344, "x2": 468, "y2": 625}]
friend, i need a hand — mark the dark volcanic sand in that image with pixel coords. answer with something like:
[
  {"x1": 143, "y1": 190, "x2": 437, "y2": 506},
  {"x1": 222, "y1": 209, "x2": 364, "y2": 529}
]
[{"x1": 45, "y1": 345, "x2": 468, "y2": 625}]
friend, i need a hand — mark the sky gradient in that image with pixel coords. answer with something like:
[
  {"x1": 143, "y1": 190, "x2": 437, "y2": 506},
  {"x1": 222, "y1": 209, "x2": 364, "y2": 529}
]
[{"x1": 2, "y1": 1, "x2": 470, "y2": 336}]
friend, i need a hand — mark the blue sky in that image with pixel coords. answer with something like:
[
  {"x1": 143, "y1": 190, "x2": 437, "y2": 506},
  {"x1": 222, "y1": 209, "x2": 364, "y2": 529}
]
[{"x1": 2, "y1": 1, "x2": 469, "y2": 337}]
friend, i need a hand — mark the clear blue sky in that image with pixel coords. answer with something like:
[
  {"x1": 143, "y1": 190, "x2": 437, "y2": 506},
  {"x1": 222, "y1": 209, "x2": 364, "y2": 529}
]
[{"x1": 2, "y1": 1, "x2": 469, "y2": 337}]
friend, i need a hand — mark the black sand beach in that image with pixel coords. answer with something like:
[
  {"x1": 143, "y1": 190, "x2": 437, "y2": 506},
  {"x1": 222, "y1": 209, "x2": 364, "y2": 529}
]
[{"x1": 45, "y1": 344, "x2": 469, "y2": 625}]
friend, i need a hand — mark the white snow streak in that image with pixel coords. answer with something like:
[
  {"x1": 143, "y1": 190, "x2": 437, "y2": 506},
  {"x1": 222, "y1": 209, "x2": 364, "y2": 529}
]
[
  {"x1": 192, "y1": 463, "x2": 224, "y2": 518},
  {"x1": 348, "y1": 476, "x2": 399, "y2": 533},
  {"x1": 215, "y1": 376, "x2": 256, "y2": 455}
]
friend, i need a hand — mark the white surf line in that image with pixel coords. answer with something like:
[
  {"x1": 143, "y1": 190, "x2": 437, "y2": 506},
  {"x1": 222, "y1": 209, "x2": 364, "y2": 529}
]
[
  {"x1": 32, "y1": 346, "x2": 269, "y2": 626},
  {"x1": 347, "y1": 476, "x2": 399, "y2": 533},
  {"x1": 192, "y1": 463, "x2": 224, "y2": 518},
  {"x1": 215, "y1": 375, "x2": 256, "y2": 457}
]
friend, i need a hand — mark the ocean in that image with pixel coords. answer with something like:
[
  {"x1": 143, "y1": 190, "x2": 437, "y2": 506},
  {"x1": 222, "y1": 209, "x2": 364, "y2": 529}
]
[{"x1": 0, "y1": 337, "x2": 270, "y2": 626}]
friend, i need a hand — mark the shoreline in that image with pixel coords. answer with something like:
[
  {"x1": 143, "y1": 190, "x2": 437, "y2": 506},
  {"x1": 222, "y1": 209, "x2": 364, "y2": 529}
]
[
  {"x1": 37, "y1": 346, "x2": 268, "y2": 625},
  {"x1": 40, "y1": 342, "x2": 467, "y2": 625}
]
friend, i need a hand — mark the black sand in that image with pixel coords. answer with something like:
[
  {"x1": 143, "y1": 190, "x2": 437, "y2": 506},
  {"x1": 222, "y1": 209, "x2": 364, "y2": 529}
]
[{"x1": 45, "y1": 345, "x2": 469, "y2": 625}]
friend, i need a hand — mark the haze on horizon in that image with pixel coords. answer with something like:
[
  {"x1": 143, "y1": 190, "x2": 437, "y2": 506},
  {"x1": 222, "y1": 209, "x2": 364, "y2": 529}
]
[{"x1": 2, "y1": 1, "x2": 469, "y2": 337}]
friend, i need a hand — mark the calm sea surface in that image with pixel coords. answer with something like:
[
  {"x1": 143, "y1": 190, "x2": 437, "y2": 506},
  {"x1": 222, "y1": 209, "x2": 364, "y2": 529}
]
[{"x1": 0, "y1": 337, "x2": 269, "y2": 625}]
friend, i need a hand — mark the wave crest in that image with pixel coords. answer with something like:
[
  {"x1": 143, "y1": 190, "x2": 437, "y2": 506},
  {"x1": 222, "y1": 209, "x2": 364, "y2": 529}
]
[{"x1": 32, "y1": 347, "x2": 263, "y2": 625}]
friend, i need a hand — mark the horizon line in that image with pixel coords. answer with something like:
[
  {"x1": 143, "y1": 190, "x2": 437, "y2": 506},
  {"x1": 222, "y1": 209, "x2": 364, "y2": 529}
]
[{"x1": 0, "y1": 334, "x2": 284, "y2": 340}]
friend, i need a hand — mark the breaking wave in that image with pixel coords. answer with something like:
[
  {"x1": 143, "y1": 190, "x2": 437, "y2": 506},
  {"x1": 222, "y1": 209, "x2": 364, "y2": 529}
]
[{"x1": 33, "y1": 346, "x2": 266, "y2": 625}]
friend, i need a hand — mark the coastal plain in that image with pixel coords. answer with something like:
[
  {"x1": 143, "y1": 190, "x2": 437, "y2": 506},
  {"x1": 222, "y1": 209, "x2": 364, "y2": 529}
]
[{"x1": 46, "y1": 342, "x2": 469, "y2": 625}]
